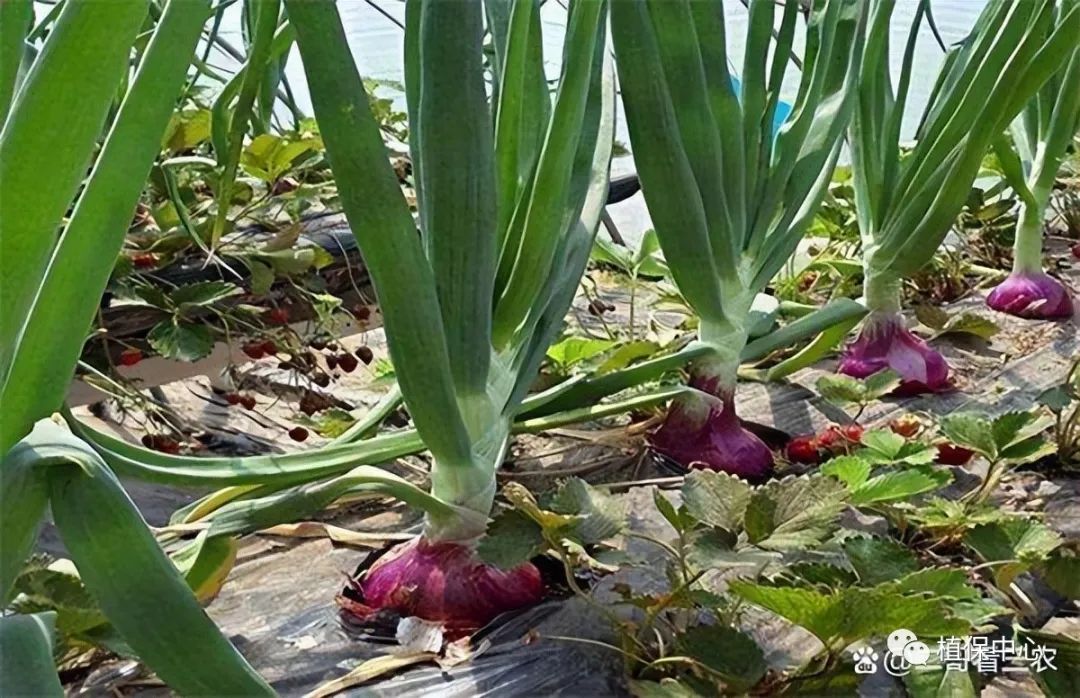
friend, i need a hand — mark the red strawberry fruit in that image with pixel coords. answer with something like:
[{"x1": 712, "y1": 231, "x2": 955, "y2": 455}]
[
  {"x1": 355, "y1": 346, "x2": 374, "y2": 364},
  {"x1": 337, "y1": 353, "x2": 359, "y2": 373},
  {"x1": 288, "y1": 426, "x2": 309, "y2": 442},
  {"x1": 118, "y1": 348, "x2": 143, "y2": 366},
  {"x1": 268, "y1": 307, "x2": 290, "y2": 325},
  {"x1": 786, "y1": 435, "x2": 820, "y2": 464},
  {"x1": 842, "y1": 423, "x2": 864, "y2": 443},
  {"x1": 935, "y1": 443, "x2": 974, "y2": 465},
  {"x1": 132, "y1": 253, "x2": 158, "y2": 269},
  {"x1": 242, "y1": 342, "x2": 266, "y2": 360}
]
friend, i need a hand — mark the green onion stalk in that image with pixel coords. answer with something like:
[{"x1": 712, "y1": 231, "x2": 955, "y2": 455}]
[
  {"x1": 843, "y1": 0, "x2": 1080, "y2": 393},
  {"x1": 988, "y1": 10, "x2": 1079, "y2": 319},
  {"x1": 610, "y1": 0, "x2": 866, "y2": 478},
  {"x1": 287, "y1": 0, "x2": 613, "y2": 633},
  {"x1": 1, "y1": 1, "x2": 272, "y2": 693}
]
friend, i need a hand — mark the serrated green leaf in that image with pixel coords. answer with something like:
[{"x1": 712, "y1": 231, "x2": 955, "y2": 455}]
[
  {"x1": 687, "y1": 530, "x2": 779, "y2": 574},
  {"x1": 903, "y1": 664, "x2": 976, "y2": 698},
  {"x1": 652, "y1": 488, "x2": 685, "y2": 533},
  {"x1": 744, "y1": 476, "x2": 847, "y2": 551},
  {"x1": 296, "y1": 408, "x2": 356, "y2": 438},
  {"x1": 502, "y1": 482, "x2": 579, "y2": 531},
  {"x1": 940, "y1": 412, "x2": 997, "y2": 460},
  {"x1": 998, "y1": 435, "x2": 1055, "y2": 465},
  {"x1": 729, "y1": 581, "x2": 970, "y2": 651},
  {"x1": 784, "y1": 562, "x2": 858, "y2": 588},
  {"x1": 131, "y1": 284, "x2": 172, "y2": 310},
  {"x1": 859, "y1": 430, "x2": 906, "y2": 460},
  {"x1": 548, "y1": 478, "x2": 626, "y2": 544},
  {"x1": 163, "y1": 107, "x2": 212, "y2": 152},
  {"x1": 843, "y1": 536, "x2": 918, "y2": 585},
  {"x1": 1042, "y1": 555, "x2": 1080, "y2": 600},
  {"x1": 681, "y1": 469, "x2": 751, "y2": 532},
  {"x1": 10, "y1": 561, "x2": 107, "y2": 638},
  {"x1": 168, "y1": 281, "x2": 240, "y2": 308},
  {"x1": 247, "y1": 260, "x2": 275, "y2": 296},
  {"x1": 863, "y1": 369, "x2": 903, "y2": 399},
  {"x1": 820, "y1": 455, "x2": 871, "y2": 489},
  {"x1": 147, "y1": 321, "x2": 214, "y2": 362},
  {"x1": 965, "y1": 518, "x2": 1062, "y2": 564},
  {"x1": 850, "y1": 466, "x2": 950, "y2": 506},
  {"x1": 590, "y1": 236, "x2": 634, "y2": 272},
  {"x1": 886, "y1": 568, "x2": 980, "y2": 600},
  {"x1": 1037, "y1": 385, "x2": 1073, "y2": 413},
  {"x1": 915, "y1": 304, "x2": 949, "y2": 330},
  {"x1": 815, "y1": 374, "x2": 866, "y2": 406},
  {"x1": 938, "y1": 312, "x2": 999, "y2": 340},
  {"x1": 546, "y1": 336, "x2": 617, "y2": 370},
  {"x1": 675, "y1": 625, "x2": 766, "y2": 692},
  {"x1": 990, "y1": 411, "x2": 1037, "y2": 448},
  {"x1": 477, "y1": 510, "x2": 545, "y2": 569},
  {"x1": 892, "y1": 441, "x2": 938, "y2": 465},
  {"x1": 596, "y1": 340, "x2": 661, "y2": 375}
]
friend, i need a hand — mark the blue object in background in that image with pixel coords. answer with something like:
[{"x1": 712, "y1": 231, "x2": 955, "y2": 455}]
[{"x1": 730, "y1": 76, "x2": 794, "y2": 136}]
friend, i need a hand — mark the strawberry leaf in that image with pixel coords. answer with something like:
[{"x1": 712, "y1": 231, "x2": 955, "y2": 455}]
[{"x1": 681, "y1": 470, "x2": 752, "y2": 533}]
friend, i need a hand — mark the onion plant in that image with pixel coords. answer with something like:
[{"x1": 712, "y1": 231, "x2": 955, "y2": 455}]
[
  {"x1": 988, "y1": 6, "x2": 1079, "y2": 319},
  {"x1": 1, "y1": 1, "x2": 270, "y2": 693},
  {"x1": 281, "y1": 0, "x2": 614, "y2": 631},
  {"x1": 610, "y1": 0, "x2": 866, "y2": 477},
  {"x1": 842, "y1": 0, "x2": 1080, "y2": 392}
]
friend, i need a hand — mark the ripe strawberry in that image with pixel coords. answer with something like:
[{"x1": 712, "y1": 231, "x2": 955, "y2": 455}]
[
  {"x1": 890, "y1": 415, "x2": 921, "y2": 438},
  {"x1": 337, "y1": 353, "x2": 359, "y2": 373},
  {"x1": 224, "y1": 392, "x2": 242, "y2": 406},
  {"x1": 353, "y1": 305, "x2": 371, "y2": 322},
  {"x1": 118, "y1": 348, "x2": 143, "y2": 366},
  {"x1": 817, "y1": 426, "x2": 842, "y2": 449},
  {"x1": 259, "y1": 339, "x2": 277, "y2": 355},
  {"x1": 935, "y1": 443, "x2": 974, "y2": 465},
  {"x1": 132, "y1": 253, "x2": 158, "y2": 269},
  {"x1": 355, "y1": 346, "x2": 374, "y2": 364},
  {"x1": 312, "y1": 372, "x2": 330, "y2": 388},
  {"x1": 325, "y1": 354, "x2": 338, "y2": 370},
  {"x1": 842, "y1": 423, "x2": 864, "y2": 443},
  {"x1": 241, "y1": 342, "x2": 266, "y2": 360},
  {"x1": 268, "y1": 307, "x2": 290, "y2": 325},
  {"x1": 288, "y1": 426, "x2": 309, "y2": 442},
  {"x1": 309, "y1": 337, "x2": 327, "y2": 351},
  {"x1": 271, "y1": 177, "x2": 299, "y2": 196},
  {"x1": 239, "y1": 394, "x2": 257, "y2": 410},
  {"x1": 141, "y1": 434, "x2": 180, "y2": 454},
  {"x1": 786, "y1": 435, "x2": 820, "y2": 464},
  {"x1": 587, "y1": 299, "x2": 613, "y2": 316}
]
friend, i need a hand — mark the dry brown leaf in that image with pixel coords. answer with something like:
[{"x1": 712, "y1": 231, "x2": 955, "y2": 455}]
[
  {"x1": 303, "y1": 651, "x2": 437, "y2": 698},
  {"x1": 259, "y1": 521, "x2": 411, "y2": 547}
]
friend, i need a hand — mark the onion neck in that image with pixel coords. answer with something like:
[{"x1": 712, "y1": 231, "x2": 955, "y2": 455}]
[
  {"x1": 1012, "y1": 194, "x2": 1049, "y2": 275},
  {"x1": 862, "y1": 267, "x2": 903, "y2": 318},
  {"x1": 693, "y1": 317, "x2": 749, "y2": 397},
  {"x1": 426, "y1": 417, "x2": 509, "y2": 542}
]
